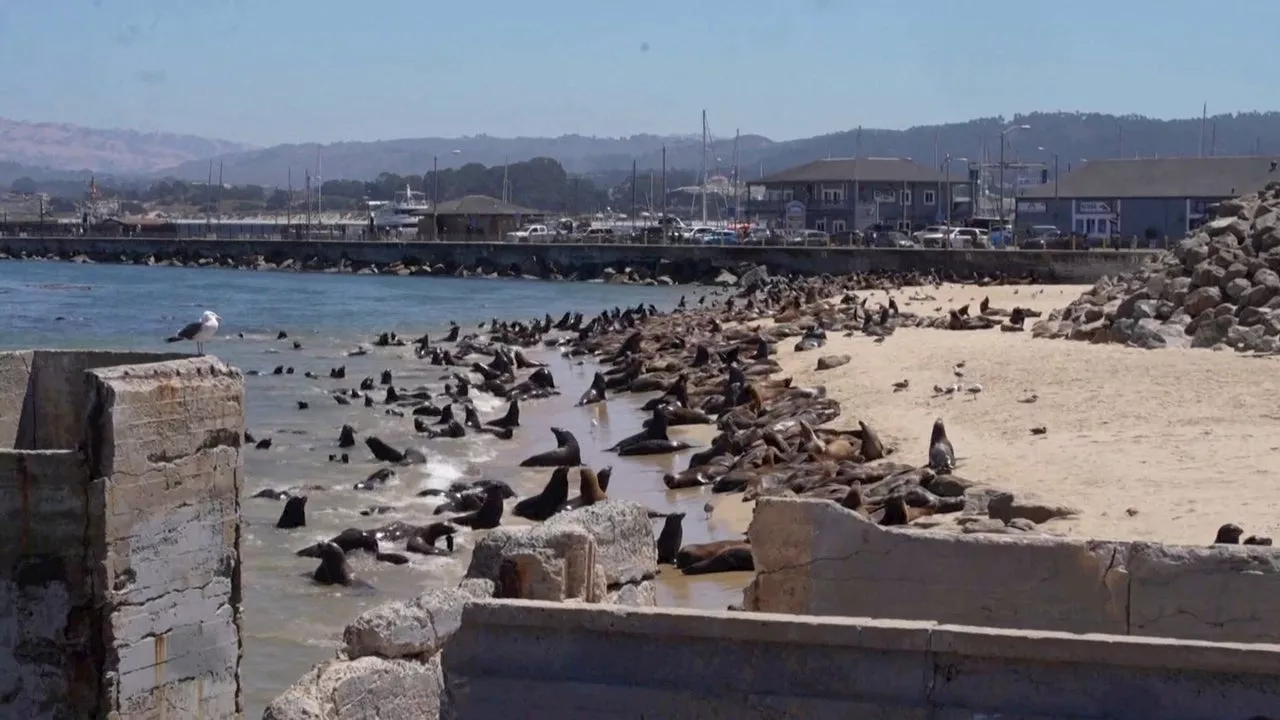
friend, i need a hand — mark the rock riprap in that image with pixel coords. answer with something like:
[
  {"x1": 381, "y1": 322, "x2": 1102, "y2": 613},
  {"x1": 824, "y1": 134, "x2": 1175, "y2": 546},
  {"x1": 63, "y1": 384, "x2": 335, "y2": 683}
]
[{"x1": 1034, "y1": 183, "x2": 1280, "y2": 352}]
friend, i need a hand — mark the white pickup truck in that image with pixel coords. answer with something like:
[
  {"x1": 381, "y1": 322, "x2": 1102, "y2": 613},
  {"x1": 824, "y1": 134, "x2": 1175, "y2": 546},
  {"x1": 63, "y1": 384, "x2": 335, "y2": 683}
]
[{"x1": 507, "y1": 224, "x2": 553, "y2": 242}]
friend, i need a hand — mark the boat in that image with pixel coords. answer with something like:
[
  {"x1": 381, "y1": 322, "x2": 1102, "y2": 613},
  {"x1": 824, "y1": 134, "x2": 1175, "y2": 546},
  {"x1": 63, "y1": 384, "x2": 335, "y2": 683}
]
[{"x1": 371, "y1": 184, "x2": 431, "y2": 229}]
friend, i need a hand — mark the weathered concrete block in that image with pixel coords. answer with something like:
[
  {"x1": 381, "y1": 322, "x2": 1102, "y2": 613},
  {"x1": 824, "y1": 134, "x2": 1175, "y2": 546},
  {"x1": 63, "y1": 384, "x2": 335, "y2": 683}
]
[
  {"x1": 1127, "y1": 542, "x2": 1280, "y2": 643},
  {"x1": 744, "y1": 498, "x2": 1130, "y2": 635},
  {"x1": 344, "y1": 585, "x2": 495, "y2": 661},
  {"x1": 464, "y1": 524, "x2": 602, "y2": 602},
  {"x1": 0, "y1": 351, "x2": 244, "y2": 720},
  {"x1": 262, "y1": 655, "x2": 448, "y2": 720},
  {"x1": 544, "y1": 500, "x2": 657, "y2": 588}
]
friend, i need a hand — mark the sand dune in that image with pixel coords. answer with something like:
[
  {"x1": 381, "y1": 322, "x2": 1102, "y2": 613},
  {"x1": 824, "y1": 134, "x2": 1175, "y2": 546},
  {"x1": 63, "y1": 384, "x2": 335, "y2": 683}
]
[{"x1": 724, "y1": 282, "x2": 1280, "y2": 546}]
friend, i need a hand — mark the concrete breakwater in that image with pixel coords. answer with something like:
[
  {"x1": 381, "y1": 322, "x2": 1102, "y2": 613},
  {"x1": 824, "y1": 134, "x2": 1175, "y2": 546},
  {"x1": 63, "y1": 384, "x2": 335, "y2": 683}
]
[
  {"x1": 0, "y1": 235, "x2": 1154, "y2": 284},
  {"x1": 0, "y1": 350, "x2": 245, "y2": 719}
]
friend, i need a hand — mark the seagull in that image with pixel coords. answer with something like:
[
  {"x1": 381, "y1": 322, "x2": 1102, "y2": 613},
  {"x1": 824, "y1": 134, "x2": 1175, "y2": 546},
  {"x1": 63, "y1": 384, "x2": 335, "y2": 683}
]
[
  {"x1": 166, "y1": 310, "x2": 221, "y2": 355},
  {"x1": 965, "y1": 383, "x2": 984, "y2": 400},
  {"x1": 892, "y1": 379, "x2": 910, "y2": 392}
]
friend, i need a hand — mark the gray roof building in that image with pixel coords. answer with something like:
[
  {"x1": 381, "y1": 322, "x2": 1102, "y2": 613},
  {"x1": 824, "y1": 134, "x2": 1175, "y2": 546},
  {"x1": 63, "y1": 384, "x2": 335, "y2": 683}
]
[
  {"x1": 758, "y1": 157, "x2": 947, "y2": 185},
  {"x1": 433, "y1": 195, "x2": 540, "y2": 215},
  {"x1": 1020, "y1": 156, "x2": 1280, "y2": 199}
]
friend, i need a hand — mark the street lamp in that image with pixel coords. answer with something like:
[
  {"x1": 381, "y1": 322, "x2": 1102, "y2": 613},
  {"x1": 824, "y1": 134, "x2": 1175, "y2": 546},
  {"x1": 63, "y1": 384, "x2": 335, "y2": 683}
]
[
  {"x1": 999, "y1": 124, "x2": 1031, "y2": 222},
  {"x1": 1038, "y1": 146, "x2": 1061, "y2": 226},
  {"x1": 943, "y1": 155, "x2": 969, "y2": 225}
]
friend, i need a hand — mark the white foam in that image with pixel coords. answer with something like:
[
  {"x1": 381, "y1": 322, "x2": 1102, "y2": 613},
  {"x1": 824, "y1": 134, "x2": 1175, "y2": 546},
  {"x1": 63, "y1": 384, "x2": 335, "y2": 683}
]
[{"x1": 415, "y1": 455, "x2": 465, "y2": 493}]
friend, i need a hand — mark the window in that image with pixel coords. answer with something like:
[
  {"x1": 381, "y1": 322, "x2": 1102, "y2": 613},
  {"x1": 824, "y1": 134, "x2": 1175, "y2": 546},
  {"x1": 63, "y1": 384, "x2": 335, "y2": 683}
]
[
  {"x1": 782, "y1": 189, "x2": 794, "y2": 201},
  {"x1": 923, "y1": 190, "x2": 937, "y2": 205},
  {"x1": 902, "y1": 189, "x2": 913, "y2": 205},
  {"x1": 821, "y1": 186, "x2": 844, "y2": 204},
  {"x1": 814, "y1": 218, "x2": 827, "y2": 231},
  {"x1": 831, "y1": 219, "x2": 847, "y2": 233}
]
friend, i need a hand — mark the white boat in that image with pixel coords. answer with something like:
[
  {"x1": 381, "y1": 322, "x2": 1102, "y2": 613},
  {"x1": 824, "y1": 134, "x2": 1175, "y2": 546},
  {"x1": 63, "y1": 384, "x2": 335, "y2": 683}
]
[{"x1": 371, "y1": 184, "x2": 430, "y2": 229}]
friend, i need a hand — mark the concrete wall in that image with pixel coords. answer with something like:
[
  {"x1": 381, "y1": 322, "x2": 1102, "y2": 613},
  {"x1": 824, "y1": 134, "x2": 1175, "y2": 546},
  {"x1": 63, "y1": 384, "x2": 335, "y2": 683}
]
[
  {"x1": 443, "y1": 599, "x2": 1280, "y2": 719},
  {"x1": 0, "y1": 235, "x2": 1155, "y2": 283},
  {"x1": 745, "y1": 498, "x2": 1280, "y2": 645},
  {"x1": 0, "y1": 351, "x2": 245, "y2": 719}
]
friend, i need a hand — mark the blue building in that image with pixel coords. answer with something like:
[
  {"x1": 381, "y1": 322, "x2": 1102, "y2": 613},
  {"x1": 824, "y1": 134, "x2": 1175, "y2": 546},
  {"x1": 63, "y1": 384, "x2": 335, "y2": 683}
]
[{"x1": 1014, "y1": 156, "x2": 1280, "y2": 246}]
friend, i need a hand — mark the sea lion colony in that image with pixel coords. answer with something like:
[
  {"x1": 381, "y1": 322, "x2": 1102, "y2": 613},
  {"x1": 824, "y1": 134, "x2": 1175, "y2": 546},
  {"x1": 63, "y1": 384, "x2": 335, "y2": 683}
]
[{"x1": 246, "y1": 268, "x2": 1065, "y2": 587}]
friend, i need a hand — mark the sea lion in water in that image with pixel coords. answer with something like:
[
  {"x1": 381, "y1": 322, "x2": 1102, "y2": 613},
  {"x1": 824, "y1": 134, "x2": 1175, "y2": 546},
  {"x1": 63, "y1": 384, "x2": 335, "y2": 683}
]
[
  {"x1": 449, "y1": 484, "x2": 506, "y2": 530},
  {"x1": 655, "y1": 512, "x2": 685, "y2": 565},
  {"x1": 1213, "y1": 523, "x2": 1244, "y2": 544},
  {"x1": 513, "y1": 466, "x2": 570, "y2": 521},
  {"x1": 518, "y1": 427, "x2": 581, "y2": 467},
  {"x1": 678, "y1": 542, "x2": 754, "y2": 576},
  {"x1": 927, "y1": 417, "x2": 955, "y2": 473},
  {"x1": 595, "y1": 465, "x2": 612, "y2": 493},
  {"x1": 365, "y1": 436, "x2": 405, "y2": 464},
  {"x1": 312, "y1": 542, "x2": 355, "y2": 586},
  {"x1": 406, "y1": 522, "x2": 457, "y2": 555},
  {"x1": 576, "y1": 371, "x2": 607, "y2": 406},
  {"x1": 276, "y1": 496, "x2": 307, "y2": 529},
  {"x1": 577, "y1": 467, "x2": 608, "y2": 505},
  {"x1": 487, "y1": 398, "x2": 520, "y2": 429},
  {"x1": 353, "y1": 467, "x2": 397, "y2": 491}
]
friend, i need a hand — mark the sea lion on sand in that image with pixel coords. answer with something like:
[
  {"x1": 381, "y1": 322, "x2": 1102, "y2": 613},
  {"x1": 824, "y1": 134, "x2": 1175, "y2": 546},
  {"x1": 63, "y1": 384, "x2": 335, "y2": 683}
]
[
  {"x1": 595, "y1": 465, "x2": 612, "y2": 492},
  {"x1": 1245, "y1": 535, "x2": 1274, "y2": 546},
  {"x1": 406, "y1": 522, "x2": 457, "y2": 555},
  {"x1": 276, "y1": 496, "x2": 307, "y2": 529},
  {"x1": 678, "y1": 541, "x2": 754, "y2": 575},
  {"x1": 449, "y1": 484, "x2": 506, "y2": 530},
  {"x1": 513, "y1": 466, "x2": 570, "y2": 521},
  {"x1": 927, "y1": 418, "x2": 956, "y2": 474},
  {"x1": 858, "y1": 420, "x2": 886, "y2": 461},
  {"x1": 879, "y1": 494, "x2": 935, "y2": 526},
  {"x1": 487, "y1": 398, "x2": 520, "y2": 429},
  {"x1": 577, "y1": 467, "x2": 608, "y2": 505},
  {"x1": 655, "y1": 512, "x2": 685, "y2": 564},
  {"x1": 577, "y1": 372, "x2": 608, "y2": 406},
  {"x1": 1213, "y1": 523, "x2": 1244, "y2": 544},
  {"x1": 519, "y1": 427, "x2": 581, "y2": 467}
]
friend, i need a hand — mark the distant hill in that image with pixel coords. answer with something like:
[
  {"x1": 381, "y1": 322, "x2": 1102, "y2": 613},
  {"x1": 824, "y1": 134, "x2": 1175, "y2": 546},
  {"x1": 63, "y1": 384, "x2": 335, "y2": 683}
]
[
  {"x1": 0, "y1": 117, "x2": 256, "y2": 175},
  {"x1": 6, "y1": 111, "x2": 1280, "y2": 190}
]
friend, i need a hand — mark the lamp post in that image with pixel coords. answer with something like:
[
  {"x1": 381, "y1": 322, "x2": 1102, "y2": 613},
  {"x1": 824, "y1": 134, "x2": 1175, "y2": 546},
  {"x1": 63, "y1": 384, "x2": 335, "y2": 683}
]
[
  {"x1": 431, "y1": 149, "x2": 462, "y2": 240},
  {"x1": 1037, "y1": 145, "x2": 1061, "y2": 228},
  {"x1": 943, "y1": 155, "x2": 969, "y2": 225},
  {"x1": 999, "y1": 123, "x2": 1031, "y2": 223}
]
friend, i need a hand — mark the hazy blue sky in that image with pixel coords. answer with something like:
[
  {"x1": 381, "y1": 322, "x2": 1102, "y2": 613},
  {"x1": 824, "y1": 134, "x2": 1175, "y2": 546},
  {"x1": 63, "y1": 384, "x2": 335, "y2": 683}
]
[{"x1": 1, "y1": 0, "x2": 1274, "y2": 146}]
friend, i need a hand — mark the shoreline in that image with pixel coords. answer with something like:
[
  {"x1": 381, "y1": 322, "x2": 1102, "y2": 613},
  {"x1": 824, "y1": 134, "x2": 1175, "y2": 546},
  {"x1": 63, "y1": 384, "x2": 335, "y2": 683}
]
[{"x1": 0, "y1": 235, "x2": 1156, "y2": 285}]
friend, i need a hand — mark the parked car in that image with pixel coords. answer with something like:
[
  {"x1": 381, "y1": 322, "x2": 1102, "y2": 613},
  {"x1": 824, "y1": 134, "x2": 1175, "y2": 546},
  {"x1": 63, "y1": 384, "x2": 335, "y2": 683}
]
[
  {"x1": 507, "y1": 224, "x2": 553, "y2": 242},
  {"x1": 913, "y1": 225, "x2": 953, "y2": 248},
  {"x1": 581, "y1": 227, "x2": 617, "y2": 243},
  {"x1": 870, "y1": 231, "x2": 917, "y2": 249}
]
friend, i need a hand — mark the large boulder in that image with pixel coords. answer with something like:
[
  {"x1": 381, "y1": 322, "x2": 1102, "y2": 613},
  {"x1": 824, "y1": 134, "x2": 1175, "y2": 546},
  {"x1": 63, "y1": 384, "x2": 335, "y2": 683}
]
[{"x1": 262, "y1": 655, "x2": 449, "y2": 720}]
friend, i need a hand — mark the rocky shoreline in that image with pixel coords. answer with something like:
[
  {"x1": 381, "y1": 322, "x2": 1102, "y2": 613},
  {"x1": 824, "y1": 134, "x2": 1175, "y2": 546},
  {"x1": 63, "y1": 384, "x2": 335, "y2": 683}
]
[
  {"x1": 0, "y1": 245, "x2": 1049, "y2": 287},
  {"x1": 259, "y1": 269, "x2": 1081, "y2": 718}
]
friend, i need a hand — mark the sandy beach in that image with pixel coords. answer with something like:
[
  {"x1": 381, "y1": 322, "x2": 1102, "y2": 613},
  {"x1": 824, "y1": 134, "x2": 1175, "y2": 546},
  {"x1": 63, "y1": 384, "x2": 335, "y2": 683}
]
[{"x1": 705, "y1": 282, "x2": 1279, "y2": 546}]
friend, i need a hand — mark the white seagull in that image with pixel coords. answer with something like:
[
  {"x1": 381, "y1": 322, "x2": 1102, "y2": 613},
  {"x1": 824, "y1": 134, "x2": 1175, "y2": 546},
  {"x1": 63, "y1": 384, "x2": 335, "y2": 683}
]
[{"x1": 167, "y1": 310, "x2": 221, "y2": 355}]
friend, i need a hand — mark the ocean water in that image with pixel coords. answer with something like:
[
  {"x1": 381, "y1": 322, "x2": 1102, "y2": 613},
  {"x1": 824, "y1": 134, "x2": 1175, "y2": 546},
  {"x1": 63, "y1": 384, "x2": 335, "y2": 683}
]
[{"x1": 0, "y1": 260, "x2": 752, "y2": 716}]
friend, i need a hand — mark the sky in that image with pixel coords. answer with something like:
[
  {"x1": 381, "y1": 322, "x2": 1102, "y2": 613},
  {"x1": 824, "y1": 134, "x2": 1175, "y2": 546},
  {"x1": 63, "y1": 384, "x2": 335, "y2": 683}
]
[{"x1": 1, "y1": 0, "x2": 1276, "y2": 147}]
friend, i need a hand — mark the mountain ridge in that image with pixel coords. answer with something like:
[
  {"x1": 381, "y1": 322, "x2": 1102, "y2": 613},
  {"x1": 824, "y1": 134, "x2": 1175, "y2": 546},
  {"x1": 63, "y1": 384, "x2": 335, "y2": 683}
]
[{"x1": 4, "y1": 112, "x2": 1280, "y2": 189}]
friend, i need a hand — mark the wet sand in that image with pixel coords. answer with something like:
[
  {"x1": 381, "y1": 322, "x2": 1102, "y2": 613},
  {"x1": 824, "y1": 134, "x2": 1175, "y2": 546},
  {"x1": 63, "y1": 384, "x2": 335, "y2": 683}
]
[{"x1": 755, "y1": 282, "x2": 1280, "y2": 546}]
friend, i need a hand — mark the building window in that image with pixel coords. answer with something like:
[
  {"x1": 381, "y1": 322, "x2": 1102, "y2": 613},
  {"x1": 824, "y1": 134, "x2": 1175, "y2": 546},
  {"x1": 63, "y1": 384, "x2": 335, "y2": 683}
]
[
  {"x1": 782, "y1": 189, "x2": 794, "y2": 201},
  {"x1": 831, "y1": 219, "x2": 847, "y2": 233},
  {"x1": 814, "y1": 218, "x2": 827, "y2": 231},
  {"x1": 923, "y1": 190, "x2": 937, "y2": 205},
  {"x1": 902, "y1": 189, "x2": 913, "y2": 205},
  {"x1": 821, "y1": 186, "x2": 844, "y2": 204}
]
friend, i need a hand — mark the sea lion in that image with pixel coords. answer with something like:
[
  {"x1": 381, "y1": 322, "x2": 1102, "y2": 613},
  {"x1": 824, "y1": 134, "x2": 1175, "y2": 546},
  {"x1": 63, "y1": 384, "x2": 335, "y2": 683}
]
[
  {"x1": 1213, "y1": 523, "x2": 1244, "y2": 544},
  {"x1": 365, "y1": 436, "x2": 405, "y2": 464},
  {"x1": 296, "y1": 527, "x2": 379, "y2": 558},
  {"x1": 518, "y1": 427, "x2": 581, "y2": 467},
  {"x1": 338, "y1": 424, "x2": 356, "y2": 448},
  {"x1": 353, "y1": 467, "x2": 397, "y2": 491},
  {"x1": 312, "y1": 542, "x2": 358, "y2": 586},
  {"x1": 495, "y1": 558, "x2": 525, "y2": 599},
  {"x1": 595, "y1": 465, "x2": 612, "y2": 492},
  {"x1": 577, "y1": 467, "x2": 608, "y2": 505},
  {"x1": 613, "y1": 409, "x2": 694, "y2": 457},
  {"x1": 253, "y1": 488, "x2": 291, "y2": 500},
  {"x1": 927, "y1": 417, "x2": 956, "y2": 474},
  {"x1": 879, "y1": 494, "x2": 935, "y2": 526},
  {"x1": 406, "y1": 522, "x2": 457, "y2": 555},
  {"x1": 513, "y1": 466, "x2": 570, "y2": 521},
  {"x1": 487, "y1": 398, "x2": 520, "y2": 429},
  {"x1": 677, "y1": 542, "x2": 754, "y2": 575},
  {"x1": 449, "y1": 484, "x2": 506, "y2": 530},
  {"x1": 275, "y1": 496, "x2": 307, "y2": 529},
  {"x1": 858, "y1": 420, "x2": 886, "y2": 461},
  {"x1": 655, "y1": 512, "x2": 685, "y2": 565},
  {"x1": 576, "y1": 371, "x2": 608, "y2": 406}
]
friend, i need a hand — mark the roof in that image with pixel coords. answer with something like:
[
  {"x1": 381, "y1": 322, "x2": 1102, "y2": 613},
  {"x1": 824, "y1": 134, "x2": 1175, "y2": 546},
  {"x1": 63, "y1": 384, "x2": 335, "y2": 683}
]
[
  {"x1": 432, "y1": 195, "x2": 540, "y2": 216},
  {"x1": 758, "y1": 157, "x2": 947, "y2": 184},
  {"x1": 1020, "y1": 156, "x2": 1280, "y2": 199}
]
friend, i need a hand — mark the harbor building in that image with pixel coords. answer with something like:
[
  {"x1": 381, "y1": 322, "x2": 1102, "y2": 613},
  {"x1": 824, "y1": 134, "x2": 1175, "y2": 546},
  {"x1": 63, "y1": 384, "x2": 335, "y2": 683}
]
[
  {"x1": 1015, "y1": 156, "x2": 1280, "y2": 244},
  {"x1": 745, "y1": 157, "x2": 968, "y2": 233}
]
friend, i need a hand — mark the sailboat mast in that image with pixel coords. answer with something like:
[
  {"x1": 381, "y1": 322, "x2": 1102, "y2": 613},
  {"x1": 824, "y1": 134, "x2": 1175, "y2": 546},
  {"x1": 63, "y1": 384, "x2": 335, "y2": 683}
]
[
  {"x1": 700, "y1": 110, "x2": 708, "y2": 225},
  {"x1": 316, "y1": 146, "x2": 323, "y2": 218},
  {"x1": 732, "y1": 128, "x2": 740, "y2": 219}
]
